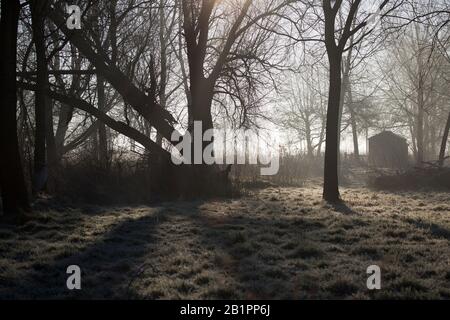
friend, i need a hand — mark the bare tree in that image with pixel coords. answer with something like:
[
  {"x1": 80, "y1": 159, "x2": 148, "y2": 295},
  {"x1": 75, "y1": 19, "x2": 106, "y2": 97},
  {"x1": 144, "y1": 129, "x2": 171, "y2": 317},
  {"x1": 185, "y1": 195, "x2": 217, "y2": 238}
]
[
  {"x1": 320, "y1": 0, "x2": 401, "y2": 202},
  {"x1": 382, "y1": 22, "x2": 448, "y2": 164},
  {"x1": 0, "y1": 0, "x2": 30, "y2": 214},
  {"x1": 277, "y1": 66, "x2": 327, "y2": 158}
]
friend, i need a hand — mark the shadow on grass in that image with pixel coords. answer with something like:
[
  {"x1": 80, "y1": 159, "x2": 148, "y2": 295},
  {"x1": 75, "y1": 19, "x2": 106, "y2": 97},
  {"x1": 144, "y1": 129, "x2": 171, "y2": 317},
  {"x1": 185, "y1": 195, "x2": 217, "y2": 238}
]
[
  {"x1": 329, "y1": 201, "x2": 360, "y2": 215},
  {"x1": 0, "y1": 207, "x2": 170, "y2": 299},
  {"x1": 405, "y1": 218, "x2": 450, "y2": 241},
  {"x1": 2, "y1": 194, "x2": 446, "y2": 299},
  {"x1": 183, "y1": 204, "x2": 330, "y2": 299}
]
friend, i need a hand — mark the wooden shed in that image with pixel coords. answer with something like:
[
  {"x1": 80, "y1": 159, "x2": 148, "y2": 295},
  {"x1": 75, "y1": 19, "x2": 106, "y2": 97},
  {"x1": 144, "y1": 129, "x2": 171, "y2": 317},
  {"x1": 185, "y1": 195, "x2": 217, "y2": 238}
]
[{"x1": 368, "y1": 131, "x2": 409, "y2": 168}]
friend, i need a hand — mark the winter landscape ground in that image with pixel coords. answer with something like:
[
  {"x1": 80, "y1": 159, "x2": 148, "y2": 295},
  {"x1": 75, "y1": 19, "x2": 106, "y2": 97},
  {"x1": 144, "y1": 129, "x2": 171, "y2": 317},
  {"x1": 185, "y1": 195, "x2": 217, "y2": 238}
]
[{"x1": 1, "y1": 182, "x2": 449, "y2": 299}]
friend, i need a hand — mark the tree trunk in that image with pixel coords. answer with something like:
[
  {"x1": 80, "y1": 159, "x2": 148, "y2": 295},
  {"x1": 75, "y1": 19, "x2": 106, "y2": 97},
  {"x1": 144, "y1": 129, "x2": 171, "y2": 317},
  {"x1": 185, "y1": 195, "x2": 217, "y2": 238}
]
[
  {"x1": 186, "y1": 78, "x2": 223, "y2": 194},
  {"x1": 53, "y1": 42, "x2": 75, "y2": 162},
  {"x1": 416, "y1": 92, "x2": 424, "y2": 166},
  {"x1": 317, "y1": 119, "x2": 325, "y2": 157},
  {"x1": 97, "y1": 75, "x2": 109, "y2": 169},
  {"x1": 188, "y1": 62, "x2": 214, "y2": 126},
  {"x1": 423, "y1": 113, "x2": 430, "y2": 161},
  {"x1": 31, "y1": 0, "x2": 57, "y2": 192},
  {"x1": 350, "y1": 109, "x2": 359, "y2": 159},
  {"x1": 45, "y1": 99, "x2": 57, "y2": 193},
  {"x1": 429, "y1": 123, "x2": 436, "y2": 159},
  {"x1": 305, "y1": 120, "x2": 314, "y2": 159},
  {"x1": 54, "y1": 102, "x2": 73, "y2": 161},
  {"x1": 416, "y1": 31, "x2": 425, "y2": 166},
  {"x1": 348, "y1": 86, "x2": 359, "y2": 160},
  {"x1": 323, "y1": 52, "x2": 342, "y2": 202},
  {"x1": 156, "y1": 0, "x2": 168, "y2": 147},
  {"x1": 336, "y1": 69, "x2": 347, "y2": 177},
  {"x1": 189, "y1": 85, "x2": 214, "y2": 163},
  {"x1": 438, "y1": 111, "x2": 450, "y2": 167},
  {"x1": 0, "y1": 0, "x2": 30, "y2": 214},
  {"x1": 409, "y1": 122, "x2": 417, "y2": 160},
  {"x1": 31, "y1": 0, "x2": 48, "y2": 193}
]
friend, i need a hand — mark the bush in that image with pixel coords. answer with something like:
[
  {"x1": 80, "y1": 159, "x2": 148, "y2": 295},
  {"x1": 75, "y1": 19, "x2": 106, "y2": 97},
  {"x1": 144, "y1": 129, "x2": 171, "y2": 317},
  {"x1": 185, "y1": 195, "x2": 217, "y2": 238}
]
[{"x1": 367, "y1": 167, "x2": 450, "y2": 190}]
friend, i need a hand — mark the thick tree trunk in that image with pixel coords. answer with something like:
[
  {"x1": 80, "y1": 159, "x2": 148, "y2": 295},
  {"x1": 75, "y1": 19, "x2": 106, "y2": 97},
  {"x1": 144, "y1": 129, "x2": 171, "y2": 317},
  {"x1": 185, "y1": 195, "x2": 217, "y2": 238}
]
[
  {"x1": 185, "y1": 78, "x2": 227, "y2": 194},
  {"x1": 323, "y1": 52, "x2": 342, "y2": 202},
  {"x1": 0, "y1": 0, "x2": 30, "y2": 214},
  {"x1": 189, "y1": 87, "x2": 214, "y2": 166},
  {"x1": 438, "y1": 111, "x2": 450, "y2": 167}
]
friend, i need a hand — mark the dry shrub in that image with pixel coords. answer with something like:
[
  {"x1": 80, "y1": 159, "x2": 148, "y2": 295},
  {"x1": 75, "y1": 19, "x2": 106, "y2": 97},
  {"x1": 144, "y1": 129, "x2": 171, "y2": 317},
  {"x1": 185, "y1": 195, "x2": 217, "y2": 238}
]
[
  {"x1": 55, "y1": 152, "x2": 236, "y2": 204},
  {"x1": 56, "y1": 153, "x2": 154, "y2": 204},
  {"x1": 230, "y1": 153, "x2": 323, "y2": 188},
  {"x1": 368, "y1": 167, "x2": 450, "y2": 190}
]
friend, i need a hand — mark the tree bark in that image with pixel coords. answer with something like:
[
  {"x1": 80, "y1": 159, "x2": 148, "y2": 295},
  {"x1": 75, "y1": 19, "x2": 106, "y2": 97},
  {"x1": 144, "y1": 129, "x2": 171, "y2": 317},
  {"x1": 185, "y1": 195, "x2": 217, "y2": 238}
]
[
  {"x1": 415, "y1": 25, "x2": 425, "y2": 167},
  {"x1": 30, "y1": 0, "x2": 49, "y2": 193},
  {"x1": 323, "y1": 51, "x2": 342, "y2": 202},
  {"x1": 409, "y1": 122, "x2": 417, "y2": 160},
  {"x1": 0, "y1": 0, "x2": 30, "y2": 214},
  {"x1": 416, "y1": 86, "x2": 424, "y2": 166},
  {"x1": 156, "y1": 0, "x2": 168, "y2": 147},
  {"x1": 97, "y1": 75, "x2": 109, "y2": 169}
]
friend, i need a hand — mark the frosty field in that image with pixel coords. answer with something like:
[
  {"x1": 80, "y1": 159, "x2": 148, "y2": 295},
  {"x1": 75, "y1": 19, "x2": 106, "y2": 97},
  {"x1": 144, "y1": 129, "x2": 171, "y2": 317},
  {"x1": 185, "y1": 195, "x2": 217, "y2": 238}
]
[{"x1": 1, "y1": 184, "x2": 449, "y2": 299}]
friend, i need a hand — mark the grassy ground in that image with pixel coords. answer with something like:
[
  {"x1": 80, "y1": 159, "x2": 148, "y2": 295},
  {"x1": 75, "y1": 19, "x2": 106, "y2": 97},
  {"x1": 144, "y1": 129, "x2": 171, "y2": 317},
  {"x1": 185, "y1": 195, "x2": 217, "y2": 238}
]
[{"x1": 0, "y1": 185, "x2": 449, "y2": 299}]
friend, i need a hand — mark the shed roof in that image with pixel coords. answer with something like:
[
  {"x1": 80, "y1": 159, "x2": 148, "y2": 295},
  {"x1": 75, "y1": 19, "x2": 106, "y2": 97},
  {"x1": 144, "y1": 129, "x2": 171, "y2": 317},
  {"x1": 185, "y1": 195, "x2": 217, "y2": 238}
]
[{"x1": 368, "y1": 130, "x2": 406, "y2": 142}]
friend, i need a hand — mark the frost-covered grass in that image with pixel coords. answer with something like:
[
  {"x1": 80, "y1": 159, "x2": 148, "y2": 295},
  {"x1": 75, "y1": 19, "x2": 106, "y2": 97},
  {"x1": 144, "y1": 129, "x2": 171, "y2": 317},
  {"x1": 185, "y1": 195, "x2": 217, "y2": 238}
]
[{"x1": 0, "y1": 186, "x2": 449, "y2": 299}]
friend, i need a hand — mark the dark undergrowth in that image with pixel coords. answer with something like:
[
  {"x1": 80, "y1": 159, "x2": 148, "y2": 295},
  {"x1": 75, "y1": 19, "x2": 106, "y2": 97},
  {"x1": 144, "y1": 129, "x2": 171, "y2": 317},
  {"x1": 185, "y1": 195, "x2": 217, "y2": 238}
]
[{"x1": 368, "y1": 167, "x2": 450, "y2": 191}]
